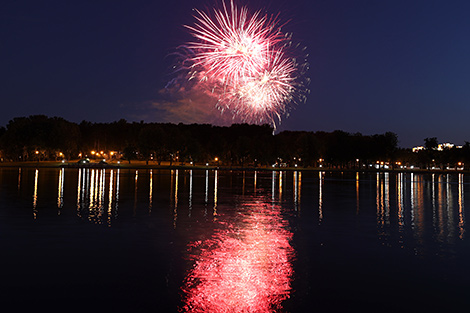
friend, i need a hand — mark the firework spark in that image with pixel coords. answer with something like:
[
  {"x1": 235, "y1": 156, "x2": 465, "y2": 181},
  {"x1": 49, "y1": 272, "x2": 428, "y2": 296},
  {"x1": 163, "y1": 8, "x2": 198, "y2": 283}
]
[{"x1": 182, "y1": 0, "x2": 309, "y2": 127}]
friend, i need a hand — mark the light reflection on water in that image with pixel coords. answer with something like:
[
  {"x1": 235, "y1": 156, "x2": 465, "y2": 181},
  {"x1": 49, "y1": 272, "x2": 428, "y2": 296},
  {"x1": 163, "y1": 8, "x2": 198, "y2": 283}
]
[
  {"x1": 181, "y1": 200, "x2": 294, "y2": 313},
  {"x1": 293, "y1": 171, "x2": 301, "y2": 211},
  {"x1": 75, "y1": 168, "x2": 120, "y2": 226},
  {"x1": 459, "y1": 173, "x2": 465, "y2": 239},
  {"x1": 5, "y1": 168, "x2": 470, "y2": 310},
  {"x1": 17, "y1": 167, "x2": 21, "y2": 192},
  {"x1": 57, "y1": 168, "x2": 64, "y2": 210},
  {"x1": 188, "y1": 170, "x2": 192, "y2": 217},
  {"x1": 373, "y1": 172, "x2": 466, "y2": 254},
  {"x1": 25, "y1": 169, "x2": 468, "y2": 252},
  {"x1": 32, "y1": 168, "x2": 38, "y2": 219},
  {"x1": 318, "y1": 171, "x2": 323, "y2": 222},
  {"x1": 149, "y1": 169, "x2": 153, "y2": 214}
]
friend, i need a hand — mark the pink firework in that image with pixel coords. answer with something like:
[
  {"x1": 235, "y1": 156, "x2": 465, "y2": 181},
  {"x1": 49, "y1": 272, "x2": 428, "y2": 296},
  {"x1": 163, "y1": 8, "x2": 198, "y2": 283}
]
[
  {"x1": 185, "y1": 0, "x2": 309, "y2": 127},
  {"x1": 222, "y1": 49, "x2": 298, "y2": 124}
]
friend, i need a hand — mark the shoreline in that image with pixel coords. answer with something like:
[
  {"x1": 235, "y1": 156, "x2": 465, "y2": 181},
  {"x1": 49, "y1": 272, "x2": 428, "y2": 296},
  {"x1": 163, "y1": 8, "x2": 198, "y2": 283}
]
[{"x1": 0, "y1": 160, "x2": 468, "y2": 174}]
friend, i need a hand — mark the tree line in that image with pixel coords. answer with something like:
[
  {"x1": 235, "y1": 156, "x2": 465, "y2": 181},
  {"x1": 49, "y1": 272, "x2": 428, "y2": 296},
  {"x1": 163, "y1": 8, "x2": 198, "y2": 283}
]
[{"x1": 0, "y1": 115, "x2": 469, "y2": 169}]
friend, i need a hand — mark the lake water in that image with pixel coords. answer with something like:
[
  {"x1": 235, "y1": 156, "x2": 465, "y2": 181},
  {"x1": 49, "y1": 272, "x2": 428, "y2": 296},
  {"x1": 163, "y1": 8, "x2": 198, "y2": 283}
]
[{"x1": 0, "y1": 167, "x2": 469, "y2": 312}]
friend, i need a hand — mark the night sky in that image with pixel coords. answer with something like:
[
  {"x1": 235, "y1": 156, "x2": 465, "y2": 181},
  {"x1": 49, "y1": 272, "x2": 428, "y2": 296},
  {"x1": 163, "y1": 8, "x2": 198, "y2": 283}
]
[{"x1": 2, "y1": 0, "x2": 470, "y2": 148}]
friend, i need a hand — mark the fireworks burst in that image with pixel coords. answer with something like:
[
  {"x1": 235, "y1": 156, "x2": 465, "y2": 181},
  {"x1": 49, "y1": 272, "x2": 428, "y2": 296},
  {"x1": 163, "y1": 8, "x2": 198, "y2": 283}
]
[{"x1": 181, "y1": 0, "x2": 309, "y2": 128}]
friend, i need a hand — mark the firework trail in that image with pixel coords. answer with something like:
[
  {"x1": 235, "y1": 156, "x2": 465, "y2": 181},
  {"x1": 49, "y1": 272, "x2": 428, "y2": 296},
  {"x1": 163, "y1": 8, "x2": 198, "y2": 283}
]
[{"x1": 180, "y1": 0, "x2": 309, "y2": 128}]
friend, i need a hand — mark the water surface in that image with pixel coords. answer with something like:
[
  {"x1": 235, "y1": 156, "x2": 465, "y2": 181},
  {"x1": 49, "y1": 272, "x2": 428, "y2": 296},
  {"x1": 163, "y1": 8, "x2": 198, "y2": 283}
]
[{"x1": 0, "y1": 168, "x2": 469, "y2": 312}]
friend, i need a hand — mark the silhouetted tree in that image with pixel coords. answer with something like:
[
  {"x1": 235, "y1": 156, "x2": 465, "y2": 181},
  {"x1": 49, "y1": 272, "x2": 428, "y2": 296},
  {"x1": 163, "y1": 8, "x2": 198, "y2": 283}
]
[
  {"x1": 423, "y1": 137, "x2": 439, "y2": 168},
  {"x1": 5, "y1": 115, "x2": 468, "y2": 169},
  {"x1": 1, "y1": 115, "x2": 80, "y2": 160},
  {"x1": 123, "y1": 145, "x2": 136, "y2": 164},
  {"x1": 424, "y1": 137, "x2": 438, "y2": 150}
]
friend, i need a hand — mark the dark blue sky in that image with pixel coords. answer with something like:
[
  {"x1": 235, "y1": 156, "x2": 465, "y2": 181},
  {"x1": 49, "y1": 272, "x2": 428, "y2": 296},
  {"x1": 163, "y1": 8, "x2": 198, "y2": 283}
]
[{"x1": 2, "y1": 0, "x2": 470, "y2": 147}]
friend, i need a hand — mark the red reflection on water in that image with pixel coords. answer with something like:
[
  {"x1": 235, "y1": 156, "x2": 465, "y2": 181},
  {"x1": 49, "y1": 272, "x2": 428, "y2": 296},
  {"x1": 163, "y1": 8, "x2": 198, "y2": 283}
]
[{"x1": 181, "y1": 202, "x2": 294, "y2": 312}]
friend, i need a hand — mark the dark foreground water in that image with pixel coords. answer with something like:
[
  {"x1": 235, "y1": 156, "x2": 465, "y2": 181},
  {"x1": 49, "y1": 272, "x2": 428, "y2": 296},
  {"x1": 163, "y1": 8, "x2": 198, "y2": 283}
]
[{"x1": 0, "y1": 168, "x2": 469, "y2": 312}]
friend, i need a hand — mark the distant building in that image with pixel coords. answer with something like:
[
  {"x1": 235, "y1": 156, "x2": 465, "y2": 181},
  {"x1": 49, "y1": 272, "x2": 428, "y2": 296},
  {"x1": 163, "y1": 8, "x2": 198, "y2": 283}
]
[
  {"x1": 437, "y1": 143, "x2": 454, "y2": 151},
  {"x1": 412, "y1": 146, "x2": 425, "y2": 153},
  {"x1": 412, "y1": 143, "x2": 462, "y2": 153}
]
